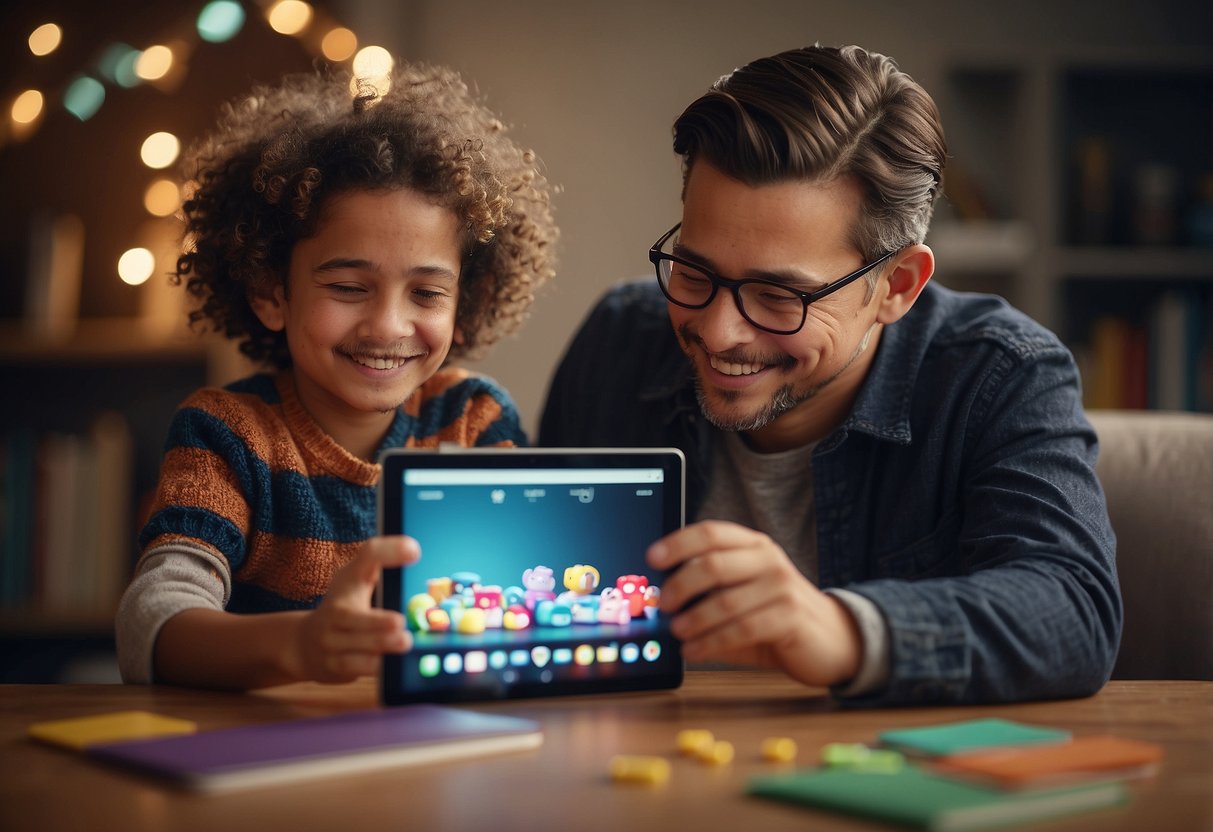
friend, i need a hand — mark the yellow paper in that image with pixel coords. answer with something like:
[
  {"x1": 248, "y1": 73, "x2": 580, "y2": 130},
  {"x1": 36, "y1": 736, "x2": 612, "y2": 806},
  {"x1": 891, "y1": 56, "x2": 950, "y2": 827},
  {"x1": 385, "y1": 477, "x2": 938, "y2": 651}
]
[{"x1": 28, "y1": 711, "x2": 197, "y2": 750}]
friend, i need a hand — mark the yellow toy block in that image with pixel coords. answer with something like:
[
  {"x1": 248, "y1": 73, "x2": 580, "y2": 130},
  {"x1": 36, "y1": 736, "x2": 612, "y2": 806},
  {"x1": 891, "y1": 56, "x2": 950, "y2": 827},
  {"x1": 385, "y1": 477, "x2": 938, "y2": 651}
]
[{"x1": 609, "y1": 754, "x2": 670, "y2": 786}]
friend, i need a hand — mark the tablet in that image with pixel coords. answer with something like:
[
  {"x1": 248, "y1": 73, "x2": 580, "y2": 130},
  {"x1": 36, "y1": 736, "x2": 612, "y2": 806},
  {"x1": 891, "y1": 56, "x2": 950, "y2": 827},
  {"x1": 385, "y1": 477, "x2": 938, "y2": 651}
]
[{"x1": 379, "y1": 447, "x2": 686, "y2": 704}]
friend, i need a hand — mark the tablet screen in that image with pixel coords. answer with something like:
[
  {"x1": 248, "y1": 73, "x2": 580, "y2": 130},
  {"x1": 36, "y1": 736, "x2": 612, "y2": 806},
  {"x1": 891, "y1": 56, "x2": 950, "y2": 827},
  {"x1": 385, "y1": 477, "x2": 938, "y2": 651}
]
[{"x1": 379, "y1": 448, "x2": 685, "y2": 703}]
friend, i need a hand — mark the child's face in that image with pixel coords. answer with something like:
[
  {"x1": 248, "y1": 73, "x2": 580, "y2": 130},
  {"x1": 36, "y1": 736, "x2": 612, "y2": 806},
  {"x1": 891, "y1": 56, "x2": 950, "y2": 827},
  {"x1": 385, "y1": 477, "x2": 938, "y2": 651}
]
[{"x1": 253, "y1": 188, "x2": 462, "y2": 442}]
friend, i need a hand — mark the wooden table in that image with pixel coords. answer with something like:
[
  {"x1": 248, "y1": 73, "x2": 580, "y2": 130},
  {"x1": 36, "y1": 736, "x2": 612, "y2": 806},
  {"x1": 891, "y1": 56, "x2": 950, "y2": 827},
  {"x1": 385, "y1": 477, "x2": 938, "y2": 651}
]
[{"x1": 1, "y1": 673, "x2": 1210, "y2": 831}]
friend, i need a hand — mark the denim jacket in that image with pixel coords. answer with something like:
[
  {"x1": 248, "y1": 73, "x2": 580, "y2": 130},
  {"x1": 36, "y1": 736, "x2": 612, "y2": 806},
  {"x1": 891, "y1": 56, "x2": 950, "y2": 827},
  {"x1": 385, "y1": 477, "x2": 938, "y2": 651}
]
[{"x1": 539, "y1": 279, "x2": 1121, "y2": 706}]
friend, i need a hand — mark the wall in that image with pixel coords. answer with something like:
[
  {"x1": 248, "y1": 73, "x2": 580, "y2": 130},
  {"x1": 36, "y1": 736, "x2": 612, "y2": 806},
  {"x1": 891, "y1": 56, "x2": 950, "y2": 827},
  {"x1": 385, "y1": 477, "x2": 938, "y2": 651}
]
[{"x1": 336, "y1": 0, "x2": 1210, "y2": 436}]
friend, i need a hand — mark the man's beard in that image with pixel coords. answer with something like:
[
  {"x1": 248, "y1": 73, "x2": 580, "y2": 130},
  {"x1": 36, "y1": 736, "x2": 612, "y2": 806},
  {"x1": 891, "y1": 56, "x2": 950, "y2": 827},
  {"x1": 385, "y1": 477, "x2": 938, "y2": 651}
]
[
  {"x1": 694, "y1": 377, "x2": 812, "y2": 432},
  {"x1": 680, "y1": 321, "x2": 878, "y2": 433}
]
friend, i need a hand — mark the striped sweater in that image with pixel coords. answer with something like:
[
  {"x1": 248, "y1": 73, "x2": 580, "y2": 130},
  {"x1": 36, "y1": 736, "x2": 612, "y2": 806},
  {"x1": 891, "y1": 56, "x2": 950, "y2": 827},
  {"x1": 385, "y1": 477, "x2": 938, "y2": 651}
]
[{"x1": 137, "y1": 368, "x2": 524, "y2": 613}]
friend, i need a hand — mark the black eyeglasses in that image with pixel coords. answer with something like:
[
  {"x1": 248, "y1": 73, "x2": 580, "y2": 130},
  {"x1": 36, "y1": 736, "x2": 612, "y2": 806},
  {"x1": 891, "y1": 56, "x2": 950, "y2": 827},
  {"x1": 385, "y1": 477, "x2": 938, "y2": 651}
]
[{"x1": 649, "y1": 222, "x2": 897, "y2": 335}]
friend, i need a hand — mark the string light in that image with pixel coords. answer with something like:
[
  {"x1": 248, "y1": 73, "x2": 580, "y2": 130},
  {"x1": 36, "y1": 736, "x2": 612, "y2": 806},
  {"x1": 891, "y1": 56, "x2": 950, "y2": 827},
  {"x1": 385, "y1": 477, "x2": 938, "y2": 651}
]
[
  {"x1": 140, "y1": 131, "x2": 180, "y2": 169},
  {"x1": 118, "y1": 247, "x2": 156, "y2": 285},
  {"x1": 6, "y1": 4, "x2": 386, "y2": 291},
  {"x1": 135, "y1": 45, "x2": 174, "y2": 81},
  {"x1": 11, "y1": 89, "x2": 44, "y2": 124},
  {"x1": 63, "y1": 76, "x2": 106, "y2": 121},
  {"x1": 351, "y1": 45, "x2": 393, "y2": 97},
  {"x1": 320, "y1": 26, "x2": 357, "y2": 62},
  {"x1": 267, "y1": 1, "x2": 313, "y2": 36},
  {"x1": 144, "y1": 178, "x2": 182, "y2": 217},
  {"x1": 196, "y1": 1, "x2": 245, "y2": 43},
  {"x1": 28, "y1": 23, "x2": 63, "y2": 57}
]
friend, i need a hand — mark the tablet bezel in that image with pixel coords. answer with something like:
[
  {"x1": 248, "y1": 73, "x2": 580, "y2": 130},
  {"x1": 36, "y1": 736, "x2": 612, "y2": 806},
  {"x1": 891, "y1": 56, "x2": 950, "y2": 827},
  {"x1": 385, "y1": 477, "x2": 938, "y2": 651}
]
[{"x1": 378, "y1": 447, "x2": 685, "y2": 705}]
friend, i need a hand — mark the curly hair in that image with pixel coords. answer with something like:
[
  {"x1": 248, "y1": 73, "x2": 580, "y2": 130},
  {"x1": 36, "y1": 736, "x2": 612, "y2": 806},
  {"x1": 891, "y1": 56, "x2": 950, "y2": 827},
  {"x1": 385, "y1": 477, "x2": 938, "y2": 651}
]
[
  {"x1": 176, "y1": 62, "x2": 558, "y2": 368},
  {"x1": 672, "y1": 45, "x2": 946, "y2": 271}
]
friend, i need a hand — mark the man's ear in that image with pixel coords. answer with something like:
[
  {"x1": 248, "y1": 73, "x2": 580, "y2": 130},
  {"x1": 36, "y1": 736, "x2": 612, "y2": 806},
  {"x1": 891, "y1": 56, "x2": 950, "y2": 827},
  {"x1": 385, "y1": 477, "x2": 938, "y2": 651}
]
[
  {"x1": 876, "y1": 244, "x2": 934, "y2": 325},
  {"x1": 248, "y1": 281, "x2": 287, "y2": 332}
]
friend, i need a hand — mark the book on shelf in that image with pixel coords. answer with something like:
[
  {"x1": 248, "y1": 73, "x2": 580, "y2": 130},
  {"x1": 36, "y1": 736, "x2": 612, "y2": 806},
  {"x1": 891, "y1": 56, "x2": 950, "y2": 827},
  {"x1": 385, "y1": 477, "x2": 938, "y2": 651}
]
[
  {"x1": 23, "y1": 213, "x2": 84, "y2": 341},
  {"x1": 1, "y1": 412, "x2": 134, "y2": 615},
  {"x1": 1, "y1": 430, "x2": 37, "y2": 606},
  {"x1": 1080, "y1": 290, "x2": 1211, "y2": 413}
]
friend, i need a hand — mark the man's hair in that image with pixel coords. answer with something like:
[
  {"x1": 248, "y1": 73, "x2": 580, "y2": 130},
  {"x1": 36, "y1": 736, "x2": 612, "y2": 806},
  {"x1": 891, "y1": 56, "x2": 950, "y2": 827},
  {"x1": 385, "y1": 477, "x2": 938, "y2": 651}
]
[
  {"x1": 176, "y1": 63, "x2": 557, "y2": 368},
  {"x1": 672, "y1": 44, "x2": 946, "y2": 266}
]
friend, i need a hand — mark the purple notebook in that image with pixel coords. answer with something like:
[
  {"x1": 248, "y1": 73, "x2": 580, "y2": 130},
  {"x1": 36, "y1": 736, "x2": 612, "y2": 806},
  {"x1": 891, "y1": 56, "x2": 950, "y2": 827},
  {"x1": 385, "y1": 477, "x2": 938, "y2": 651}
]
[{"x1": 87, "y1": 705, "x2": 542, "y2": 792}]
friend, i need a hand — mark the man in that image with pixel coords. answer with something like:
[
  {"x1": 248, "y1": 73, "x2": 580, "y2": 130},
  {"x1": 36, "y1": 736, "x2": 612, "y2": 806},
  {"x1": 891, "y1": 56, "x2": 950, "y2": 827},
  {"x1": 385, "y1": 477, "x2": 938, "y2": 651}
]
[{"x1": 539, "y1": 45, "x2": 1120, "y2": 705}]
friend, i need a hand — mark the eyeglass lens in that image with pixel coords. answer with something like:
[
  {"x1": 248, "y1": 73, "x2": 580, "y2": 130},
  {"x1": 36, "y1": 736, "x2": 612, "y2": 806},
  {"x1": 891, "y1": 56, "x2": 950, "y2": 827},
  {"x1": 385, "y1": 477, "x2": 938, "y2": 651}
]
[{"x1": 657, "y1": 258, "x2": 805, "y2": 333}]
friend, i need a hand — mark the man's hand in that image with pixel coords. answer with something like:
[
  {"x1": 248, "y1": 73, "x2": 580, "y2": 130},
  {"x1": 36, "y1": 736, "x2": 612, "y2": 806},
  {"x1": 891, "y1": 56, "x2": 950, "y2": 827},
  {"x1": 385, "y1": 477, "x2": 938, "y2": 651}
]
[
  {"x1": 647, "y1": 520, "x2": 862, "y2": 688},
  {"x1": 286, "y1": 535, "x2": 419, "y2": 683}
]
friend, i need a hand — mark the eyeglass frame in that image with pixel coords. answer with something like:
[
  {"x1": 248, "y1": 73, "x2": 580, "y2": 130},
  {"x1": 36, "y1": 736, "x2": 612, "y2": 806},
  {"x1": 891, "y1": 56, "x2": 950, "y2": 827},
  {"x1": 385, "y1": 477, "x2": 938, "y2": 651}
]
[{"x1": 649, "y1": 222, "x2": 899, "y2": 335}]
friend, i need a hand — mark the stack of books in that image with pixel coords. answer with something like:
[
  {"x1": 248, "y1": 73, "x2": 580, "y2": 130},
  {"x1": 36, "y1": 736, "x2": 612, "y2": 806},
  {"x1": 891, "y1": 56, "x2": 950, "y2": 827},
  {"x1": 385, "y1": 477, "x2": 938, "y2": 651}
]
[{"x1": 748, "y1": 718, "x2": 1162, "y2": 831}]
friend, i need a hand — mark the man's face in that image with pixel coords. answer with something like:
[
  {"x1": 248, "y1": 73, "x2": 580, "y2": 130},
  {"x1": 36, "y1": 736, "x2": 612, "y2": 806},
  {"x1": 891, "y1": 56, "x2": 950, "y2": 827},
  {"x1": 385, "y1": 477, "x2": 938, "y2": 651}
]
[{"x1": 668, "y1": 161, "x2": 888, "y2": 450}]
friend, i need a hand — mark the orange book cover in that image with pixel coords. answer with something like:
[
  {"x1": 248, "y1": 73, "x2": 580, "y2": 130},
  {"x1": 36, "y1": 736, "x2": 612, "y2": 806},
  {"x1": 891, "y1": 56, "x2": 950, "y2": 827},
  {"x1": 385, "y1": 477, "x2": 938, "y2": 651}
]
[{"x1": 932, "y1": 735, "x2": 1163, "y2": 791}]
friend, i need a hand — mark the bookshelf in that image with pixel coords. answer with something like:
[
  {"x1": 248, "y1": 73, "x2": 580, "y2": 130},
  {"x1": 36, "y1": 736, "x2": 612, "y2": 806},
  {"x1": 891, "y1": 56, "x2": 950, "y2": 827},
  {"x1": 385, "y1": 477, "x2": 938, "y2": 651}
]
[
  {"x1": 0, "y1": 318, "x2": 248, "y2": 681},
  {"x1": 926, "y1": 48, "x2": 1213, "y2": 413}
]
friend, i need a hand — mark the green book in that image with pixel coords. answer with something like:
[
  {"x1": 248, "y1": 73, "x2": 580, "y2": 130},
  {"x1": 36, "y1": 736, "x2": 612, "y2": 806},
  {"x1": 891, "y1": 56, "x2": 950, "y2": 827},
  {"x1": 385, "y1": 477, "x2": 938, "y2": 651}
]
[
  {"x1": 747, "y1": 766, "x2": 1128, "y2": 831},
  {"x1": 878, "y1": 718, "x2": 1069, "y2": 757}
]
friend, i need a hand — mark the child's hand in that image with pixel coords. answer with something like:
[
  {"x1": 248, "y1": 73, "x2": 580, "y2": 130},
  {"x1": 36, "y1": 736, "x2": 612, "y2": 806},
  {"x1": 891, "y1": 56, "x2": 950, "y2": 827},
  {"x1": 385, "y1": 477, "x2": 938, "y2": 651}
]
[{"x1": 287, "y1": 535, "x2": 420, "y2": 683}]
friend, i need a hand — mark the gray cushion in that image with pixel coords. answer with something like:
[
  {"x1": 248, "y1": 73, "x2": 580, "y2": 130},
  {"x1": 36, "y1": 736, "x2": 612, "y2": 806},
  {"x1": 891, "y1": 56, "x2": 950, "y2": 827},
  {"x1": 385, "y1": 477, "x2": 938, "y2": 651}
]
[{"x1": 1088, "y1": 410, "x2": 1213, "y2": 680}]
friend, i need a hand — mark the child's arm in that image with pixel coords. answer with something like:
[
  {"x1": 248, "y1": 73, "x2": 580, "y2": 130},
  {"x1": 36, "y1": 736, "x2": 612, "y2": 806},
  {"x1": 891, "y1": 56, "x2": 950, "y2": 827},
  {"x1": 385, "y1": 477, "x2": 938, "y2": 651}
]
[{"x1": 152, "y1": 536, "x2": 418, "y2": 690}]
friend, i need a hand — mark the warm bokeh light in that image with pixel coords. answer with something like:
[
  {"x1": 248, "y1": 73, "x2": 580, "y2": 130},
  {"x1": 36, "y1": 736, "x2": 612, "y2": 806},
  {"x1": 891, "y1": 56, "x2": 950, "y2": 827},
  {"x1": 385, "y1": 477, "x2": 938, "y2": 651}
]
[
  {"x1": 267, "y1": 0, "x2": 313, "y2": 36},
  {"x1": 351, "y1": 46, "x2": 393, "y2": 98},
  {"x1": 28, "y1": 23, "x2": 63, "y2": 56},
  {"x1": 320, "y1": 26, "x2": 357, "y2": 61},
  {"x1": 135, "y1": 45, "x2": 174, "y2": 81},
  {"x1": 144, "y1": 178, "x2": 182, "y2": 217},
  {"x1": 352, "y1": 45, "x2": 393, "y2": 78},
  {"x1": 11, "y1": 90, "x2": 44, "y2": 125},
  {"x1": 63, "y1": 76, "x2": 105, "y2": 121},
  {"x1": 140, "y1": 132, "x2": 180, "y2": 169},
  {"x1": 118, "y1": 248, "x2": 156, "y2": 285},
  {"x1": 197, "y1": 0, "x2": 245, "y2": 43}
]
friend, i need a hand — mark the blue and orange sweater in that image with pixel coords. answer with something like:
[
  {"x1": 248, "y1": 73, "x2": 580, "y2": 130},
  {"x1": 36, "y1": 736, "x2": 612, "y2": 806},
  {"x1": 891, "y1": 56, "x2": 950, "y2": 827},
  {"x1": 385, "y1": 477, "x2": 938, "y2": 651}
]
[{"x1": 137, "y1": 368, "x2": 524, "y2": 613}]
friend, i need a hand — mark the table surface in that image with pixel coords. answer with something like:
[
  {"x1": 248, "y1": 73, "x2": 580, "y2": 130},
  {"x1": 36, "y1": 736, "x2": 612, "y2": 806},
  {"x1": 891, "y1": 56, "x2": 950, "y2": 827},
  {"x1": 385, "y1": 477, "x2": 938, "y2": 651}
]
[{"x1": 1, "y1": 673, "x2": 1210, "y2": 832}]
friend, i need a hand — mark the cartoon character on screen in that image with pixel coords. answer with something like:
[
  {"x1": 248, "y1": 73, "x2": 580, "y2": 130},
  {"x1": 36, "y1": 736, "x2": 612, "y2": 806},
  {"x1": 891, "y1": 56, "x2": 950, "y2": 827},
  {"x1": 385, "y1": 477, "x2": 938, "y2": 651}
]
[
  {"x1": 474, "y1": 585, "x2": 505, "y2": 629},
  {"x1": 406, "y1": 593, "x2": 437, "y2": 632},
  {"x1": 426, "y1": 577, "x2": 453, "y2": 603},
  {"x1": 503, "y1": 604, "x2": 532, "y2": 630},
  {"x1": 522, "y1": 565, "x2": 556, "y2": 610},
  {"x1": 450, "y1": 571, "x2": 482, "y2": 606},
  {"x1": 615, "y1": 575, "x2": 650, "y2": 617},
  {"x1": 643, "y1": 585, "x2": 660, "y2": 620},
  {"x1": 534, "y1": 599, "x2": 573, "y2": 627},
  {"x1": 598, "y1": 587, "x2": 632, "y2": 626},
  {"x1": 557, "y1": 564, "x2": 600, "y2": 605}
]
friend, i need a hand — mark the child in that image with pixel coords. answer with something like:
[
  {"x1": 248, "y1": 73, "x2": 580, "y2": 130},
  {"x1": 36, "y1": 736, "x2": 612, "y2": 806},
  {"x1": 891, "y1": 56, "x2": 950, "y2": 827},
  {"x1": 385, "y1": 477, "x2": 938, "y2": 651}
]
[{"x1": 115, "y1": 62, "x2": 558, "y2": 689}]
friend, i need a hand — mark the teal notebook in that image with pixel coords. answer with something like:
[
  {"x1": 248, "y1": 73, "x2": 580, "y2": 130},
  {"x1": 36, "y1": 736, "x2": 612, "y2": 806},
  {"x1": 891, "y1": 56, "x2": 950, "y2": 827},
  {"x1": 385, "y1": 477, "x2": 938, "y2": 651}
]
[
  {"x1": 878, "y1": 718, "x2": 1069, "y2": 757},
  {"x1": 747, "y1": 766, "x2": 1128, "y2": 831}
]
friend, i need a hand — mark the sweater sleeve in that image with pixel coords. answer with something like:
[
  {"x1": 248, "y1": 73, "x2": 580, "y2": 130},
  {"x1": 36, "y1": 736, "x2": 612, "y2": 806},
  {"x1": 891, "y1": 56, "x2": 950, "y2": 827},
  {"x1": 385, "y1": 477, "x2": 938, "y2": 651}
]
[{"x1": 114, "y1": 540, "x2": 231, "y2": 684}]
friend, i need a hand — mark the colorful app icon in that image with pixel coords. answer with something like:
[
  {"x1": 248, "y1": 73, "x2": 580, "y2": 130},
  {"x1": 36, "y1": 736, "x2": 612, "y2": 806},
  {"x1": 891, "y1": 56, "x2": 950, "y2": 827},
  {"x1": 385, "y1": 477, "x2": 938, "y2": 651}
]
[
  {"x1": 531, "y1": 645, "x2": 552, "y2": 668},
  {"x1": 642, "y1": 640, "x2": 662, "y2": 662},
  {"x1": 510, "y1": 649, "x2": 530, "y2": 667},
  {"x1": 418, "y1": 654, "x2": 441, "y2": 677},
  {"x1": 574, "y1": 644, "x2": 595, "y2": 666},
  {"x1": 464, "y1": 650, "x2": 488, "y2": 673},
  {"x1": 620, "y1": 643, "x2": 640, "y2": 664},
  {"x1": 552, "y1": 647, "x2": 573, "y2": 665},
  {"x1": 596, "y1": 643, "x2": 619, "y2": 664},
  {"x1": 443, "y1": 652, "x2": 463, "y2": 674},
  {"x1": 489, "y1": 650, "x2": 509, "y2": 670}
]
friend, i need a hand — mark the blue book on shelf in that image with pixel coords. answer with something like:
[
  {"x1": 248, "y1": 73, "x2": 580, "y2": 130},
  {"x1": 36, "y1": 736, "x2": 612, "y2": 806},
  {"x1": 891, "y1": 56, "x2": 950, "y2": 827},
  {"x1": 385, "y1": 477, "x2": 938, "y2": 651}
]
[{"x1": 2, "y1": 430, "x2": 36, "y2": 605}]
